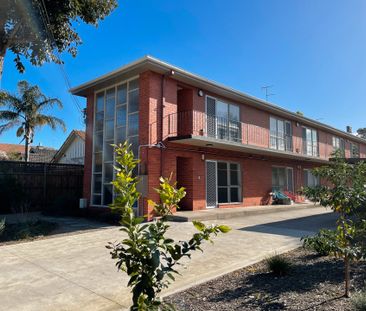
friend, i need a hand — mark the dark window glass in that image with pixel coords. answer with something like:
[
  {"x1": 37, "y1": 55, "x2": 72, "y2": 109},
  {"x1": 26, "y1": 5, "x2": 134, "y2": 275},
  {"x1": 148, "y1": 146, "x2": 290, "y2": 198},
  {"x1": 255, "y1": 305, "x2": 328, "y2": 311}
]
[
  {"x1": 116, "y1": 105, "x2": 126, "y2": 127},
  {"x1": 96, "y1": 93, "x2": 104, "y2": 112},
  {"x1": 128, "y1": 89, "x2": 139, "y2": 113},
  {"x1": 104, "y1": 163, "x2": 113, "y2": 183},
  {"x1": 128, "y1": 113, "x2": 139, "y2": 136},
  {"x1": 230, "y1": 188, "x2": 239, "y2": 202},
  {"x1": 117, "y1": 84, "x2": 127, "y2": 105},
  {"x1": 103, "y1": 185, "x2": 113, "y2": 205},
  {"x1": 105, "y1": 120, "x2": 114, "y2": 140},
  {"x1": 104, "y1": 142, "x2": 114, "y2": 162},
  {"x1": 116, "y1": 127, "x2": 126, "y2": 144},
  {"x1": 92, "y1": 194, "x2": 101, "y2": 205},
  {"x1": 230, "y1": 169, "x2": 238, "y2": 185},
  {"x1": 94, "y1": 153, "x2": 102, "y2": 172},
  {"x1": 128, "y1": 135, "x2": 139, "y2": 158},
  {"x1": 93, "y1": 174, "x2": 102, "y2": 193},
  {"x1": 129, "y1": 79, "x2": 139, "y2": 90},
  {"x1": 218, "y1": 168, "x2": 228, "y2": 186},
  {"x1": 105, "y1": 88, "x2": 115, "y2": 119},
  {"x1": 94, "y1": 132, "x2": 103, "y2": 152},
  {"x1": 218, "y1": 188, "x2": 228, "y2": 203},
  {"x1": 95, "y1": 112, "x2": 104, "y2": 131}
]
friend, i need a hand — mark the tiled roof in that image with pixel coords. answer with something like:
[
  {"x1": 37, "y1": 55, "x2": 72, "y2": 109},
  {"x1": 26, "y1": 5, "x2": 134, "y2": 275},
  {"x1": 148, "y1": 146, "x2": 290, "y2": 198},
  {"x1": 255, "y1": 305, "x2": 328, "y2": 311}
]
[
  {"x1": 0, "y1": 143, "x2": 24, "y2": 154},
  {"x1": 29, "y1": 146, "x2": 57, "y2": 163},
  {"x1": 74, "y1": 130, "x2": 85, "y2": 140}
]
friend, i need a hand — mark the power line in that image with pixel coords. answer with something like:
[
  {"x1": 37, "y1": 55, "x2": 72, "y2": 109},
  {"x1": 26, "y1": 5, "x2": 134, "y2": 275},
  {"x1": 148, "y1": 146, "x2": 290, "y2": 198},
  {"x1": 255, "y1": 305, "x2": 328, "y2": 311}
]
[{"x1": 36, "y1": 0, "x2": 84, "y2": 118}]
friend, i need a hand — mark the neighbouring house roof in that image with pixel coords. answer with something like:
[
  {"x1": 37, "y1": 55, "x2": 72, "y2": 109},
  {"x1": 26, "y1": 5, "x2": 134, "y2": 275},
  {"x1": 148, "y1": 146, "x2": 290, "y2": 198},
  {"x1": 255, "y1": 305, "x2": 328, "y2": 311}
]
[
  {"x1": 70, "y1": 55, "x2": 366, "y2": 145},
  {"x1": 52, "y1": 130, "x2": 85, "y2": 163},
  {"x1": 29, "y1": 146, "x2": 57, "y2": 163},
  {"x1": 0, "y1": 143, "x2": 24, "y2": 154}
]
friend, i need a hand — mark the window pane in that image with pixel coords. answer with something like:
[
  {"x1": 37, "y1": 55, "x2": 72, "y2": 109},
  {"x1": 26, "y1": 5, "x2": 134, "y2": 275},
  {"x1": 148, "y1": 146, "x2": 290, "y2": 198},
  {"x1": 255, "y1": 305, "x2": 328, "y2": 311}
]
[
  {"x1": 287, "y1": 169, "x2": 293, "y2": 192},
  {"x1": 94, "y1": 132, "x2": 103, "y2": 152},
  {"x1": 218, "y1": 162, "x2": 227, "y2": 170},
  {"x1": 104, "y1": 142, "x2": 114, "y2": 162},
  {"x1": 103, "y1": 185, "x2": 113, "y2": 205},
  {"x1": 230, "y1": 187, "x2": 239, "y2": 202},
  {"x1": 230, "y1": 169, "x2": 239, "y2": 185},
  {"x1": 105, "y1": 89, "x2": 115, "y2": 120},
  {"x1": 92, "y1": 194, "x2": 101, "y2": 205},
  {"x1": 93, "y1": 174, "x2": 102, "y2": 193},
  {"x1": 128, "y1": 89, "x2": 139, "y2": 113},
  {"x1": 128, "y1": 135, "x2": 139, "y2": 158},
  {"x1": 94, "y1": 153, "x2": 102, "y2": 172},
  {"x1": 104, "y1": 163, "x2": 113, "y2": 183},
  {"x1": 229, "y1": 105, "x2": 239, "y2": 121},
  {"x1": 96, "y1": 93, "x2": 104, "y2": 112},
  {"x1": 105, "y1": 120, "x2": 114, "y2": 140},
  {"x1": 218, "y1": 168, "x2": 228, "y2": 186},
  {"x1": 218, "y1": 187, "x2": 228, "y2": 203},
  {"x1": 129, "y1": 79, "x2": 139, "y2": 90},
  {"x1": 95, "y1": 112, "x2": 104, "y2": 131},
  {"x1": 128, "y1": 113, "x2": 139, "y2": 136},
  {"x1": 216, "y1": 101, "x2": 228, "y2": 118},
  {"x1": 117, "y1": 84, "x2": 127, "y2": 105},
  {"x1": 116, "y1": 127, "x2": 126, "y2": 144},
  {"x1": 116, "y1": 105, "x2": 126, "y2": 127}
]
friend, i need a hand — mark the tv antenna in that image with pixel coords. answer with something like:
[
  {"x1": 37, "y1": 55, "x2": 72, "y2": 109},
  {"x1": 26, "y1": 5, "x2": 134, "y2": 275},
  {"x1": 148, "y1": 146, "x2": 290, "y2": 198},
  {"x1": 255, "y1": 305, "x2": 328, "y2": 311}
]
[{"x1": 261, "y1": 85, "x2": 275, "y2": 102}]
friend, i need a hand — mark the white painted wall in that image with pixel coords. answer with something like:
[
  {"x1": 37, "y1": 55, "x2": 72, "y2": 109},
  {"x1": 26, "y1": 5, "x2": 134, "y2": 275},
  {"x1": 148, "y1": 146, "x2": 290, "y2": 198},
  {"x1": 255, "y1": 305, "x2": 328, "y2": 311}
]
[{"x1": 59, "y1": 136, "x2": 85, "y2": 164}]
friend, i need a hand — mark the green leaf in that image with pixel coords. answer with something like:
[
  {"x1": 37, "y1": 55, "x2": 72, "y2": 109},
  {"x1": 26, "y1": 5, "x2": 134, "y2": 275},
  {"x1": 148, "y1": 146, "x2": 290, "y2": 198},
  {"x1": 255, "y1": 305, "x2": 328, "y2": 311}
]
[
  {"x1": 193, "y1": 221, "x2": 206, "y2": 232},
  {"x1": 217, "y1": 225, "x2": 231, "y2": 233}
]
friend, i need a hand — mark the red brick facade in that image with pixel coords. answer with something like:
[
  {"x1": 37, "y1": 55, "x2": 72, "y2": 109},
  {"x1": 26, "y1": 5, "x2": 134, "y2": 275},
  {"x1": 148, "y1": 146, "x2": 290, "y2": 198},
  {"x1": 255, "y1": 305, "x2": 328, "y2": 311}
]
[{"x1": 75, "y1": 59, "x2": 366, "y2": 218}]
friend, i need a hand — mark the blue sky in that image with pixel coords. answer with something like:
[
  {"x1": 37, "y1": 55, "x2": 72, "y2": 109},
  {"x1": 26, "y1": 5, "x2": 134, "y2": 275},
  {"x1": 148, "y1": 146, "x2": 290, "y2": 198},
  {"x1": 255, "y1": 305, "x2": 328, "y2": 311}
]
[{"x1": 2, "y1": 0, "x2": 366, "y2": 148}]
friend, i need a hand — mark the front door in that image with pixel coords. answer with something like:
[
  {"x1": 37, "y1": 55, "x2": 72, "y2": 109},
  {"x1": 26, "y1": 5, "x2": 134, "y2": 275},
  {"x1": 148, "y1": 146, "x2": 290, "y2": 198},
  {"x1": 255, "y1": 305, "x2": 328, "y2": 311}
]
[{"x1": 206, "y1": 160, "x2": 217, "y2": 208}]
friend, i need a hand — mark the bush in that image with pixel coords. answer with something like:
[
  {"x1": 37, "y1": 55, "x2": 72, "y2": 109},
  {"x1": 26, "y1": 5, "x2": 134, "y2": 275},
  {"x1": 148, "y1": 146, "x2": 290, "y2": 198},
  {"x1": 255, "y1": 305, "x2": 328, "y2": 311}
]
[
  {"x1": 266, "y1": 254, "x2": 292, "y2": 276},
  {"x1": 301, "y1": 229, "x2": 337, "y2": 256},
  {"x1": 352, "y1": 291, "x2": 366, "y2": 311}
]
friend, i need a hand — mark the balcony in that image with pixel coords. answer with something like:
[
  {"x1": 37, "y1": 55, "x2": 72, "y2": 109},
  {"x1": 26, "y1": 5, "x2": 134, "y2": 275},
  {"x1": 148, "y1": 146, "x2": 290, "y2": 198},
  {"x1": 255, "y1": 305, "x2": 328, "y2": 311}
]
[{"x1": 166, "y1": 111, "x2": 328, "y2": 163}]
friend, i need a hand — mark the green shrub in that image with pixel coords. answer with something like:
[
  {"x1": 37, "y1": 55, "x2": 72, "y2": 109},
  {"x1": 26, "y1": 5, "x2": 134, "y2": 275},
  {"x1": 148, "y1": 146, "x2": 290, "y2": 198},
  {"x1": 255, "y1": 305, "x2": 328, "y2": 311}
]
[
  {"x1": 302, "y1": 229, "x2": 337, "y2": 256},
  {"x1": 266, "y1": 254, "x2": 292, "y2": 276},
  {"x1": 352, "y1": 291, "x2": 366, "y2": 311}
]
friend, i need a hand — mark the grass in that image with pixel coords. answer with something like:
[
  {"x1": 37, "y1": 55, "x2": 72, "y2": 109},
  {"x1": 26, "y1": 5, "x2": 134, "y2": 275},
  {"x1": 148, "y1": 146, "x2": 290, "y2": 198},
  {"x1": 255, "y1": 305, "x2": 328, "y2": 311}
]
[
  {"x1": 0, "y1": 220, "x2": 58, "y2": 243},
  {"x1": 265, "y1": 254, "x2": 292, "y2": 276},
  {"x1": 352, "y1": 291, "x2": 366, "y2": 311}
]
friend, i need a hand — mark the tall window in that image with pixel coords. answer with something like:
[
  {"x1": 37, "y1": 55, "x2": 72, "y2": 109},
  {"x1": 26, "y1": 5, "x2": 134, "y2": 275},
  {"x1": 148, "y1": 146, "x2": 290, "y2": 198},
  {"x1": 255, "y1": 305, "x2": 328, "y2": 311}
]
[
  {"x1": 350, "y1": 142, "x2": 360, "y2": 158},
  {"x1": 304, "y1": 169, "x2": 320, "y2": 187},
  {"x1": 217, "y1": 162, "x2": 241, "y2": 203},
  {"x1": 270, "y1": 117, "x2": 292, "y2": 151},
  {"x1": 92, "y1": 78, "x2": 139, "y2": 206},
  {"x1": 332, "y1": 136, "x2": 345, "y2": 156},
  {"x1": 302, "y1": 127, "x2": 318, "y2": 157},
  {"x1": 206, "y1": 97, "x2": 241, "y2": 142},
  {"x1": 272, "y1": 167, "x2": 294, "y2": 192}
]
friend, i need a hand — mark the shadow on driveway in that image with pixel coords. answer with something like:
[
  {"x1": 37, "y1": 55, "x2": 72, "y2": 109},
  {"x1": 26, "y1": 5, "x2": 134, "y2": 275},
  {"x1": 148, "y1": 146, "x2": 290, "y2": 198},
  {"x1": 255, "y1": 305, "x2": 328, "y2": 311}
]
[{"x1": 239, "y1": 212, "x2": 337, "y2": 238}]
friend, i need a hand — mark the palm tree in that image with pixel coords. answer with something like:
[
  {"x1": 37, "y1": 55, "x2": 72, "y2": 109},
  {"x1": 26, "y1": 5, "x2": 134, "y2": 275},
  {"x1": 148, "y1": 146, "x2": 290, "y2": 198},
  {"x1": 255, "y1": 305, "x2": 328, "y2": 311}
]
[{"x1": 0, "y1": 80, "x2": 66, "y2": 162}]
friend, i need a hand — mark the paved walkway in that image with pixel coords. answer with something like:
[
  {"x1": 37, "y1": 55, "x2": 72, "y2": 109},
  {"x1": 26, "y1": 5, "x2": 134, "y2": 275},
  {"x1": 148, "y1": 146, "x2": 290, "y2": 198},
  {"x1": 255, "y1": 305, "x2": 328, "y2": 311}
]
[{"x1": 0, "y1": 207, "x2": 336, "y2": 311}]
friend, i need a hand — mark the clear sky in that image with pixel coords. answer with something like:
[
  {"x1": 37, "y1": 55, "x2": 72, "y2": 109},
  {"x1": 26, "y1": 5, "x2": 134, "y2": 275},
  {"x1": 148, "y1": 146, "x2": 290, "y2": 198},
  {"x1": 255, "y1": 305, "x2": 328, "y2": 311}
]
[{"x1": 2, "y1": 0, "x2": 366, "y2": 148}]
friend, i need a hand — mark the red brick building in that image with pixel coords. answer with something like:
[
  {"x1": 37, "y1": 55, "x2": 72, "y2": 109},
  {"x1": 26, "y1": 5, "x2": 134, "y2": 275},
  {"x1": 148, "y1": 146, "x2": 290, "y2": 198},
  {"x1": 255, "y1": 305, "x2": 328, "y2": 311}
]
[{"x1": 71, "y1": 56, "x2": 366, "y2": 216}]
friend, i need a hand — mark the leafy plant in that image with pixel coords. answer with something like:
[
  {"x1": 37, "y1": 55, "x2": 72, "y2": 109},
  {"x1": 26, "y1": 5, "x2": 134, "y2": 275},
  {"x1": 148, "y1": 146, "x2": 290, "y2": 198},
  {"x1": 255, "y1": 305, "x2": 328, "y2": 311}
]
[
  {"x1": 352, "y1": 290, "x2": 366, "y2": 311},
  {"x1": 0, "y1": 0, "x2": 117, "y2": 78},
  {"x1": 302, "y1": 229, "x2": 338, "y2": 256},
  {"x1": 107, "y1": 142, "x2": 231, "y2": 310},
  {"x1": 266, "y1": 254, "x2": 292, "y2": 277},
  {"x1": 302, "y1": 151, "x2": 366, "y2": 297},
  {"x1": 148, "y1": 174, "x2": 186, "y2": 219}
]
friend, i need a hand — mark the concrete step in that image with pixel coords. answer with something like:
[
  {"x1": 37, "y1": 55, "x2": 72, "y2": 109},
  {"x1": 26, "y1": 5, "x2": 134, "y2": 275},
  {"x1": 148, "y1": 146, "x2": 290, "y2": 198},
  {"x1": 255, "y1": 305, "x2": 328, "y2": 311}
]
[{"x1": 167, "y1": 203, "x2": 320, "y2": 222}]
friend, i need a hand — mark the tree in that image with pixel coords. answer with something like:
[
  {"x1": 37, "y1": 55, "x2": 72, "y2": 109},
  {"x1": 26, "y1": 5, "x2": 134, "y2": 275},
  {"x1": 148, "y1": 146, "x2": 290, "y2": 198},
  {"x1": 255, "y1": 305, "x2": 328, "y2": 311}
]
[
  {"x1": 302, "y1": 151, "x2": 366, "y2": 298},
  {"x1": 107, "y1": 143, "x2": 231, "y2": 310},
  {"x1": 0, "y1": 0, "x2": 117, "y2": 79},
  {"x1": 356, "y1": 128, "x2": 366, "y2": 139},
  {"x1": 0, "y1": 80, "x2": 66, "y2": 162}
]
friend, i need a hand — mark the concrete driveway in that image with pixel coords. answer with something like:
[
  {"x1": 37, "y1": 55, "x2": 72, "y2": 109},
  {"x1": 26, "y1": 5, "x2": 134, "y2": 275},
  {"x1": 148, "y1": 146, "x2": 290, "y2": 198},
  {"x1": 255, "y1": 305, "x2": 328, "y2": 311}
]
[{"x1": 0, "y1": 207, "x2": 336, "y2": 311}]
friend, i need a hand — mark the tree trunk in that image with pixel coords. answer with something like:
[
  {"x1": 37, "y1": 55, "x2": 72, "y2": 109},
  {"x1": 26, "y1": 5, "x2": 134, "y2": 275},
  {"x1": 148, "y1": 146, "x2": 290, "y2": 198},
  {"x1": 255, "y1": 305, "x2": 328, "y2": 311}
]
[
  {"x1": 24, "y1": 133, "x2": 30, "y2": 163},
  {"x1": 344, "y1": 256, "x2": 351, "y2": 298},
  {"x1": 0, "y1": 50, "x2": 5, "y2": 84}
]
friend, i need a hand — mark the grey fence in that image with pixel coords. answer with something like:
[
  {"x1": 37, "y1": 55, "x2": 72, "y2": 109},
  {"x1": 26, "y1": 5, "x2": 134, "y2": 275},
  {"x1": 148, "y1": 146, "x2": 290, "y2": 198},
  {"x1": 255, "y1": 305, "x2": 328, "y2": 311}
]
[{"x1": 0, "y1": 161, "x2": 84, "y2": 215}]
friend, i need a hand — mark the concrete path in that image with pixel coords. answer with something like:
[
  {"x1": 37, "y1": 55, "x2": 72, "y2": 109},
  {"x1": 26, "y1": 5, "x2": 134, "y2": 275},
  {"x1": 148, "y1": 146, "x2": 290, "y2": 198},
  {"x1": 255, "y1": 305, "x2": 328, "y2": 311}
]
[{"x1": 0, "y1": 207, "x2": 336, "y2": 311}]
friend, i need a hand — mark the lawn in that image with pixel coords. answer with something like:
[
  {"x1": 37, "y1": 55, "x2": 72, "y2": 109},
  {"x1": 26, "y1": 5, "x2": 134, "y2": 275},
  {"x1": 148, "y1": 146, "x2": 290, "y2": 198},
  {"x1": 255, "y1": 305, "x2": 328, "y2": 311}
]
[{"x1": 167, "y1": 248, "x2": 366, "y2": 311}]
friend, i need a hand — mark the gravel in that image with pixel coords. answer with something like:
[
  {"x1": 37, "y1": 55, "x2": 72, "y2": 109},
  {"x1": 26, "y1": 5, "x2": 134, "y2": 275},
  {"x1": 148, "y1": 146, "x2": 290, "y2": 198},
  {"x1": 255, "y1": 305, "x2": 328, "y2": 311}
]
[{"x1": 166, "y1": 248, "x2": 366, "y2": 310}]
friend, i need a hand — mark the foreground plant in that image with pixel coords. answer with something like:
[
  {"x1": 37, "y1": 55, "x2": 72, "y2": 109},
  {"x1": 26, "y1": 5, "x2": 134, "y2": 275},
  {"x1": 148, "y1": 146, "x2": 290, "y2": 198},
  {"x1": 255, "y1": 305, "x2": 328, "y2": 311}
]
[
  {"x1": 107, "y1": 143, "x2": 230, "y2": 310},
  {"x1": 302, "y1": 151, "x2": 366, "y2": 297}
]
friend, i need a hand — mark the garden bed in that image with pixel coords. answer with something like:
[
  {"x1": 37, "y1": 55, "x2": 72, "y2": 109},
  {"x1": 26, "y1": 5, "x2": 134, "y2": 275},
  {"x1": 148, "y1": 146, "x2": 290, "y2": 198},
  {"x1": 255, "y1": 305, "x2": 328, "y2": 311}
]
[
  {"x1": 166, "y1": 248, "x2": 366, "y2": 310},
  {"x1": 0, "y1": 220, "x2": 59, "y2": 244}
]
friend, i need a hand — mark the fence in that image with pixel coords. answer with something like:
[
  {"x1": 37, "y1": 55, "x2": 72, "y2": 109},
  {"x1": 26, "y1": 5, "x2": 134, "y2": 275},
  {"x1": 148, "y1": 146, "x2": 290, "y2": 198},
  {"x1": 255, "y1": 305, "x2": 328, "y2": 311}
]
[{"x1": 0, "y1": 161, "x2": 84, "y2": 215}]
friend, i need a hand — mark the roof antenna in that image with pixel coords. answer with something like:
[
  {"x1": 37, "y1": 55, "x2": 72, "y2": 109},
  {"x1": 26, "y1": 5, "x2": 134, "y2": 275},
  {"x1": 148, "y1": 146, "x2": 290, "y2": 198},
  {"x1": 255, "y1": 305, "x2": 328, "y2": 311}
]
[{"x1": 261, "y1": 85, "x2": 275, "y2": 102}]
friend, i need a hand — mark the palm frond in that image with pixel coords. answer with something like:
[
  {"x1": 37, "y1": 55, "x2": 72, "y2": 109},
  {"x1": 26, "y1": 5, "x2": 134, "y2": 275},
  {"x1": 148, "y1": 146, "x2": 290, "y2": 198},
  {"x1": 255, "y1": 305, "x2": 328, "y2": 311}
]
[
  {"x1": 16, "y1": 126, "x2": 25, "y2": 137},
  {"x1": 0, "y1": 91, "x2": 22, "y2": 110},
  {"x1": 38, "y1": 98, "x2": 63, "y2": 110},
  {"x1": 0, "y1": 110, "x2": 19, "y2": 121},
  {"x1": 0, "y1": 120, "x2": 21, "y2": 135},
  {"x1": 34, "y1": 114, "x2": 66, "y2": 132}
]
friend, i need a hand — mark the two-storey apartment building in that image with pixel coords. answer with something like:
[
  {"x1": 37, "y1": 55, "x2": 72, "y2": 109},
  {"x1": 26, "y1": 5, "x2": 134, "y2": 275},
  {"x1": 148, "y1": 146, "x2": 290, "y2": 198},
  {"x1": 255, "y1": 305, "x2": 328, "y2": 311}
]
[{"x1": 71, "y1": 56, "x2": 366, "y2": 216}]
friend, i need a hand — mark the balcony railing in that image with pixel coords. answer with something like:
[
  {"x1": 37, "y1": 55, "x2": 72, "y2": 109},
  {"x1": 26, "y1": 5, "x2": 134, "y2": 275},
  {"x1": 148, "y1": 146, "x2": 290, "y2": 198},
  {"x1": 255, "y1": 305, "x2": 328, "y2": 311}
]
[
  {"x1": 166, "y1": 110, "x2": 327, "y2": 160},
  {"x1": 167, "y1": 110, "x2": 269, "y2": 149}
]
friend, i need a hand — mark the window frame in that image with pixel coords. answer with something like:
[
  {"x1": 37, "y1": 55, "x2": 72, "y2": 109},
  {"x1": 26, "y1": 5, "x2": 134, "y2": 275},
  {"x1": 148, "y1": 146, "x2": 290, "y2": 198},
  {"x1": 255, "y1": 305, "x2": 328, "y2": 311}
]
[
  {"x1": 302, "y1": 126, "x2": 319, "y2": 157},
  {"x1": 303, "y1": 169, "x2": 320, "y2": 187},
  {"x1": 91, "y1": 75, "x2": 139, "y2": 207},
  {"x1": 269, "y1": 116, "x2": 292, "y2": 152},
  {"x1": 216, "y1": 161, "x2": 242, "y2": 204},
  {"x1": 350, "y1": 142, "x2": 360, "y2": 158},
  {"x1": 271, "y1": 166, "x2": 294, "y2": 193}
]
